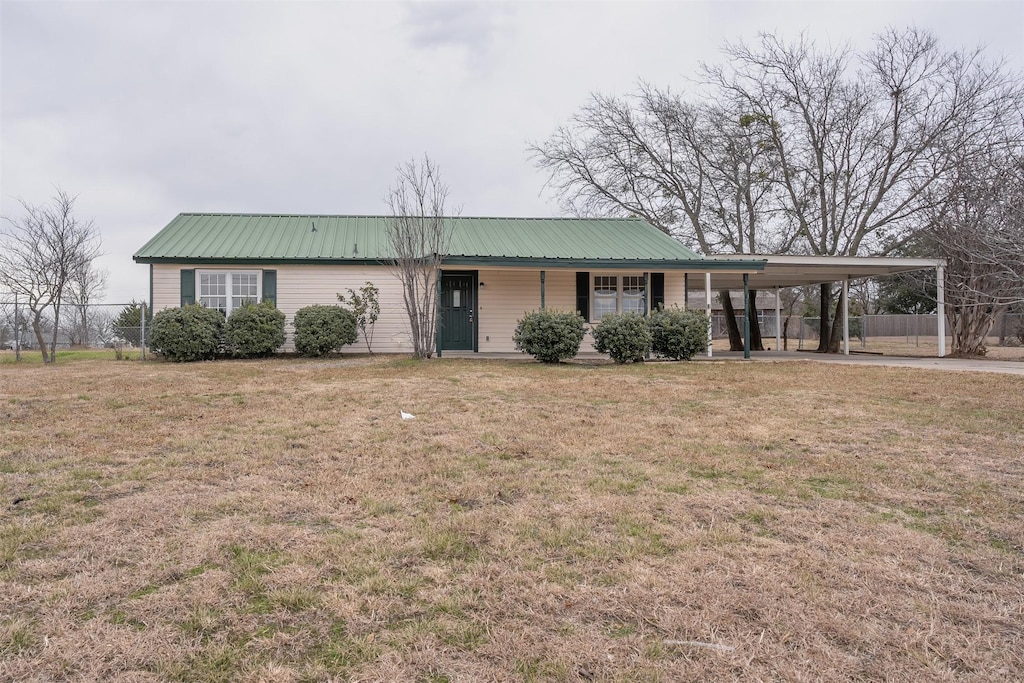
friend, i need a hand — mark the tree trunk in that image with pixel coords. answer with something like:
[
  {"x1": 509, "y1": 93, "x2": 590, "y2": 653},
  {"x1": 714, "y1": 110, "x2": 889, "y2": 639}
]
[
  {"x1": 951, "y1": 305, "x2": 1000, "y2": 356},
  {"x1": 816, "y1": 284, "x2": 831, "y2": 352},
  {"x1": 748, "y1": 289, "x2": 765, "y2": 351},
  {"x1": 31, "y1": 312, "x2": 50, "y2": 364},
  {"x1": 828, "y1": 292, "x2": 845, "y2": 353},
  {"x1": 721, "y1": 291, "x2": 766, "y2": 352},
  {"x1": 721, "y1": 293, "x2": 744, "y2": 351}
]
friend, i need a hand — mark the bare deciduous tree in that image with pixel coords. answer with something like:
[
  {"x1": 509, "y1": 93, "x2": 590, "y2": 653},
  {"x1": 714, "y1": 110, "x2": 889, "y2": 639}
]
[
  {"x1": 710, "y1": 28, "x2": 1023, "y2": 350},
  {"x1": 64, "y1": 263, "x2": 108, "y2": 346},
  {"x1": 924, "y1": 154, "x2": 1024, "y2": 355},
  {"x1": 0, "y1": 189, "x2": 102, "y2": 363},
  {"x1": 533, "y1": 28, "x2": 1023, "y2": 353},
  {"x1": 530, "y1": 84, "x2": 785, "y2": 350},
  {"x1": 385, "y1": 156, "x2": 456, "y2": 359}
]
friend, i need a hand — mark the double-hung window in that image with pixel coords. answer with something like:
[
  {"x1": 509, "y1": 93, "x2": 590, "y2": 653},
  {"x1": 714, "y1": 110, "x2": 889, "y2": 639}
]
[
  {"x1": 198, "y1": 270, "x2": 260, "y2": 315},
  {"x1": 592, "y1": 274, "x2": 648, "y2": 319},
  {"x1": 622, "y1": 276, "x2": 645, "y2": 314},
  {"x1": 593, "y1": 276, "x2": 618, "y2": 319}
]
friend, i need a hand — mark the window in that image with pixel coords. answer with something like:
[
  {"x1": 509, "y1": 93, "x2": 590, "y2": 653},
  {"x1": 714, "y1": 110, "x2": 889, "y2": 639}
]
[
  {"x1": 198, "y1": 270, "x2": 260, "y2": 315},
  {"x1": 199, "y1": 273, "x2": 227, "y2": 313},
  {"x1": 592, "y1": 274, "x2": 648, "y2": 318},
  {"x1": 622, "y1": 276, "x2": 645, "y2": 314},
  {"x1": 593, "y1": 276, "x2": 618, "y2": 319},
  {"x1": 232, "y1": 273, "x2": 258, "y2": 310}
]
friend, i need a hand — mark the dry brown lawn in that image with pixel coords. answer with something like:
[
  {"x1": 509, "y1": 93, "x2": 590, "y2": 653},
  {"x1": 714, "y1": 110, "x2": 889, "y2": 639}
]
[{"x1": 1, "y1": 356, "x2": 1022, "y2": 682}]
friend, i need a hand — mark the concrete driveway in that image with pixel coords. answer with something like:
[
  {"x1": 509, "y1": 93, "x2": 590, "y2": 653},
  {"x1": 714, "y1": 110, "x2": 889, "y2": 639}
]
[{"x1": 705, "y1": 351, "x2": 1024, "y2": 376}]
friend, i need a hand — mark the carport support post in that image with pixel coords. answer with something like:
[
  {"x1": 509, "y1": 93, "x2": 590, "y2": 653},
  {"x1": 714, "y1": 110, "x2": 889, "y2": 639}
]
[
  {"x1": 842, "y1": 278, "x2": 850, "y2": 355},
  {"x1": 705, "y1": 272, "x2": 713, "y2": 358},
  {"x1": 774, "y1": 287, "x2": 781, "y2": 352},
  {"x1": 743, "y1": 273, "x2": 750, "y2": 360},
  {"x1": 937, "y1": 264, "x2": 946, "y2": 357},
  {"x1": 540, "y1": 270, "x2": 546, "y2": 310}
]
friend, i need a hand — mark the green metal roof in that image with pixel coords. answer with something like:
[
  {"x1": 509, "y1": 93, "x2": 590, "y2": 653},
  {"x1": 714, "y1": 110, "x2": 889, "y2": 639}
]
[{"x1": 133, "y1": 214, "x2": 716, "y2": 265}]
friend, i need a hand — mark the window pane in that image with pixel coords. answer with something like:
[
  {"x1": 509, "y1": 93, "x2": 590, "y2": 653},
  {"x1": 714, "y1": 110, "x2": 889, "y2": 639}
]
[
  {"x1": 622, "y1": 276, "x2": 645, "y2": 314},
  {"x1": 452, "y1": 289, "x2": 461, "y2": 308},
  {"x1": 200, "y1": 274, "x2": 227, "y2": 312},
  {"x1": 231, "y1": 273, "x2": 258, "y2": 310},
  {"x1": 594, "y1": 275, "x2": 617, "y2": 319}
]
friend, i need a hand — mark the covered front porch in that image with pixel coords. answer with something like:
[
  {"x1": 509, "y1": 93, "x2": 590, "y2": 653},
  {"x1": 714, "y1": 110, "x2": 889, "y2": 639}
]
[{"x1": 436, "y1": 255, "x2": 949, "y2": 359}]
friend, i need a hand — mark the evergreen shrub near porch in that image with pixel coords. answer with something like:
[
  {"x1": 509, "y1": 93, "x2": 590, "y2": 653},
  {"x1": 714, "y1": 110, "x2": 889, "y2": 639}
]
[
  {"x1": 513, "y1": 309, "x2": 586, "y2": 363},
  {"x1": 649, "y1": 307, "x2": 710, "y2": 360},
  {"x1": 592, "y1": 312, "x2": 652, "y2": 364}
]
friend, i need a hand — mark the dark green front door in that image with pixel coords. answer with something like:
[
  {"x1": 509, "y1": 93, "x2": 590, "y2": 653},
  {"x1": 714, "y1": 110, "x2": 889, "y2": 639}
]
[{"x1": 439, "y1": 272, "x2": 476, "y2": 351}]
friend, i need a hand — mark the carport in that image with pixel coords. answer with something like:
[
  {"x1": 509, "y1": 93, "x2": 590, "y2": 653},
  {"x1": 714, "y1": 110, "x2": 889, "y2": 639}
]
[{"x1": 692, "y1": 255, "x2": 947, "y2": 358}]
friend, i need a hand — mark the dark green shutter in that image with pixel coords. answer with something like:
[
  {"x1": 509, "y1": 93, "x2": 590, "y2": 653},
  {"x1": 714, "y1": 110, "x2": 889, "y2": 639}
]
[
  {"x1": 576, "y1": 272, "x2": 590, "y2": 322},
  {"x1": 651, "y1": 272, "x2": 665, "y2": 312},
  {"x1": 180, "y1": 269, "x2": 195, "y2": 306},
  {"x1": 262, "y1": 269, "x2": 277, "y2": 305}
]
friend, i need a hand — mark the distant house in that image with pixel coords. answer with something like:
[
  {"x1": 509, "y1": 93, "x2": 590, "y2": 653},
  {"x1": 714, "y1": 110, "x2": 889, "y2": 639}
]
[{"x1": 133, "y1": 214, "x2": 761, "y2": 354}]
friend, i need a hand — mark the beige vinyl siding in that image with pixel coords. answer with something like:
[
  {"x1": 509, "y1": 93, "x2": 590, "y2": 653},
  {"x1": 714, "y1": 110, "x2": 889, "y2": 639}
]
[
  {"x1": 152, "y1": 264, "x2": 694, "y2": 356},
  {"x1": 475, "y1": 268, "x2": 686, "y2": 353},
  {"x1": 152, "y1": 263, "x2": 412, "y2": 352}
]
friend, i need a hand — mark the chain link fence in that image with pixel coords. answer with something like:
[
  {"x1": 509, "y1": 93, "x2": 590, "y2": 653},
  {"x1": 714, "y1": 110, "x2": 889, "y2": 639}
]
[
  {"x1": 0, "y1": 301, "x2": 149, "y2": 361},
  {"x1": 709, "y1": 312, "x2": 1024, "y2": 356}
]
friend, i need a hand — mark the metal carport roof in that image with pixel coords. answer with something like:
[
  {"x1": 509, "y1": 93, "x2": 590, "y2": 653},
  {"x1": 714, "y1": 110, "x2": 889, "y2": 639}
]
[{"x1": 700, "y1": 254, "x2": 945, "y2": 290}]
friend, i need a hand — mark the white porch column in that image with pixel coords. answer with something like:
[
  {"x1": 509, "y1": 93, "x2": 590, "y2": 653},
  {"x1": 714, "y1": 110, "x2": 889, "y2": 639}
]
[
  {"x1": 842, "y1": 278, "x2": 850, "y2": 355},
  {"x1": 775, "y1": 286, "x2": 781, "y2": 352},
  {"x1": 705, "y1": 272, "x2": 713, "y2": 358},
  {"x1": 937, "y1": 264, "x2": 946, "y2": 357}
]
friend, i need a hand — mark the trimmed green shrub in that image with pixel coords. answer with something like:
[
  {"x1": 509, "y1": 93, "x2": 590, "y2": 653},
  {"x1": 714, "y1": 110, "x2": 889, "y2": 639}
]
[
  {"x1": 293, "y1": 305, "x2": 358, "y2": 357},
  {"x1": 649, "y1": 307, "x2": 710, "y2": 360},
  {"x1": 592, "y1": 312, "x2": 652, "y2": 364},
  {"x1": 225, "y1": 301, "x2": 286, "y2": 358},
  {"x1": 150, "y1": 304, "x2": 225, "y2": 362},
  {"x1": 513, "y1": 309, "x2": 586, "y2": 363}
]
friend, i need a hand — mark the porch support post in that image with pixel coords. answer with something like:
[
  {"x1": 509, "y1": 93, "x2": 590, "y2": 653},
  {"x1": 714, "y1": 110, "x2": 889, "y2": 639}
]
[
  {"x1": 775, "y1": 286, "x2": 781, "y2": 352},
  {"x1": 435, "y1": 274, "x2": 442, "y2": 358},
  {"x1": 683, "y1": 274, "x2": 689, "y2": 310},
  {"x1": 540, "y1": 270, "x2": 546, "y2": 310},
  {"x1": 842, "y1": 277, "x2": 850, "y2": 355},
  {"x1": 705, "y1": 272, "x2": 713, "y2": 358},
  {"x1": 643, "y1": 272, "x2": 649, "y2": 316},
  {"x1": 937, "y1": 263, "x2": 946, "y2": 357},
  {"x1": 743, "y1": 273, "x2": 751, "y2": 359}
]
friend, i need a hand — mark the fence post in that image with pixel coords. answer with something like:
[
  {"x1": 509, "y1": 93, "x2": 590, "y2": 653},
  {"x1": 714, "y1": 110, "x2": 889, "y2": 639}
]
[
  {"x1": 14, "y1": 291, "x2": 20, "y2": 362},
  {"x1": 140, "y1": 303, "x2": 147, "y2": 361}
]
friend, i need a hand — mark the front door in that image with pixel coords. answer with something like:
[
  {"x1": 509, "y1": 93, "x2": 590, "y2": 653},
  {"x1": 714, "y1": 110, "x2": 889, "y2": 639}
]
[{"x1": 439, "y1": 272, "x2": 476, "y2": 351}]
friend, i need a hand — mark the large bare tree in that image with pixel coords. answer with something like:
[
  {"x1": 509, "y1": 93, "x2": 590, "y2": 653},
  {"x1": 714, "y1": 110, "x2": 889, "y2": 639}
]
[
  {"x1": 0, "y1": 189, "x2": 102, "y2": 363},
  {"x1": 709, "y1": 28, "x2": 1023, "y2": 350},
  {"x1": 385, "y1": 155, "x2": 456, "y2": 360},
  {"x1": 530, "y1": 84, "x2": 786, "y2": 350},
  {"x1": 533, "y1": 28, "x2": 1023, "y2": 352}
]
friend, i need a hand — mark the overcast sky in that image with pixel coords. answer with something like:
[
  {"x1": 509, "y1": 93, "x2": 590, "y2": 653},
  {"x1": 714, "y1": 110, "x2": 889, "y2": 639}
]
[{"x1": 2, "y1": 0, "x2": 1022, "y2": 304}]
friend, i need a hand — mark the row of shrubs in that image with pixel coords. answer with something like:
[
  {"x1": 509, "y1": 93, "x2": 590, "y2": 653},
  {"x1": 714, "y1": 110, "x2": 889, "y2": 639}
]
[
  {"x1": 149, "y1": 303, "x2": 358, "y2": 362},
  {"x1": 513, "y1": 307, "x2": 709, "y2": 364},
  {"x1": 150, "y1": 302, "x2": 706, "y2": 364}
]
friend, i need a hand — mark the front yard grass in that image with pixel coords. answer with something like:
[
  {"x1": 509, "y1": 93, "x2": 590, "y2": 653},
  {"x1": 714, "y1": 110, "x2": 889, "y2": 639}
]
[{"x1": 1, "y1": 356, "x2": 1021, "y2": 680}]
